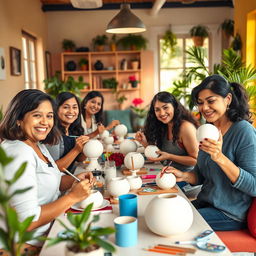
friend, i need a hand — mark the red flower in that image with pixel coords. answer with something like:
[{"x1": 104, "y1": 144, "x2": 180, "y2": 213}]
[
  {"x1": 132, "y1": 98, "x2": 144, "y2": 107},
  {"x1": 129, "y1": 75, "x2": 137, "y2": 82},
  {"x1": 109, "y1": 153, "x2": 125, "y2": 167}
]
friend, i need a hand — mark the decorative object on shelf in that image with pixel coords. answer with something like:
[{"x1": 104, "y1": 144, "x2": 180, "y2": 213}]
[
  {"x1": 120, "y1": 58, "x2": 127, "y2": 70},
  {"x1": 124, "y1": 152, "x2": 145, "y2": 176},
  {"x1": 79, "y1": 58, "x2": 89, "y2": 71},
  {"x1": 102, "y1": 77, "x2": 118, "y2": 89},
  {"x1": 119, "y1": 139, "x2": 138, "y2": 155},
  {"x1": 144, "y1": 145, "x2": 159, "y2": 159},
  {"x1": 108, "y1": 152, "x2": 125, "y2": 168},
  {"x1": 94, "y1": 60, "x2": 104, "y2": 70},
  {"x1": 130, "y1": 59, "x2": 139, "y2": 70},
  {"x1": 144, "y1": 194, "x2": 193, "y2": 237},
  {"x1": 76, "y1": 46, "x2": 90, "y2": 52},
  {"x1": 83, "y1": 139, "x2": 104, "y2": 171},
  {"x1": 46, "y1": 203, "x2": 115, "y2": 256},
  {"x1": 189, "y1": 25, "x2": 209, "y2": 47},
  {"x1": 106, "y1": 3, "x2": 146, "y2": 34},
  {"x1": 155, "y1": 172, "x2": 176, "y2": 190},
  {"x1": 196, "y1": 124, "x2": 219, "y2": 142},
  {"x1": 107, "y1": 177, "x2": 130, "y2": 199},
  {"x1": 129, "y1": 75, "x2": 139, "y2": 88},
  {"x1": 9, "y1": 47, "x2": 21, "y2": 76},
  {"x1": 162, "y1": 28, "x2": 178, "y2": 58},
  {"x1": 109, "y1": 34, "x2": 118, "y2": 51},
  {"x1": 44, "y1": 71, "x2": 88, "y2": 98},
  {"x1": 62, "y1": 39, "x2": 76, "y2": 52},
  {"x1": 66, "y1": 60, "x2": 77, "y2": 71},
  {"x1": 231, "y1": 33, "x2": 242, "y2": 52},
  {"x1": 114, "y1": 124, "x2": 128, "y2": 142},
  {"x1": 117, "y1": 34, "x2": 148, "y2": 50},
  {"x1": 92, "y1": 34, "x2": 108, "y2": 51}
]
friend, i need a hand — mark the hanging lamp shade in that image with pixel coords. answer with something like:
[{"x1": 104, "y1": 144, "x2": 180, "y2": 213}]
[{"x1": 106, "y1": 3, "x2": 146, "y2": 34}]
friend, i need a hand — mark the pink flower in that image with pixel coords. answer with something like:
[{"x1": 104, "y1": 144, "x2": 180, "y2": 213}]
[
  {"x1": 132, "y1": 98, "x2": 144, "y2": 107},
  {"x1": 129, "y1": 75, "x2": 137, "y2": 82}
]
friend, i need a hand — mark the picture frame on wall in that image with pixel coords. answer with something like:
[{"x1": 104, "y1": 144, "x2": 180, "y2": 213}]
[
  {"x1": 0, "y1": 48, "x2": 6, "y2": 80},
  {"x1": 10, "y1": 46, "x2": 21, "y2": 76}
]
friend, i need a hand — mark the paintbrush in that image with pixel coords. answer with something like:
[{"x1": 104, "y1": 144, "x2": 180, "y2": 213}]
[{"x1": 63, "y1": 168, "x2": 81, "y2": 182}]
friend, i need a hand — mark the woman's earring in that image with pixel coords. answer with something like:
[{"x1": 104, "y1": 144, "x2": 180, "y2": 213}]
[{"x1": 226, "y1": 104, "x2": 230, "y2": 111}]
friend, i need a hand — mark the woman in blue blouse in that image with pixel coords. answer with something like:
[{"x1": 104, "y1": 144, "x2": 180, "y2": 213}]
[{"x1": 162, "y1": 74, "x2": 256, "y2": 231}]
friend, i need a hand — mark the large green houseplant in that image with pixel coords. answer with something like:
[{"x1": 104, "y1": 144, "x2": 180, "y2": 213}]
[
  {"x1": 117, "y1": 34, "x2": 148, "y2": 50},
  {"x1": 46, "y1": 203, "x2": 115, "y2": 255},
  {"x1": 0, "y1": 147, "x2": 37, "y2": 256}
]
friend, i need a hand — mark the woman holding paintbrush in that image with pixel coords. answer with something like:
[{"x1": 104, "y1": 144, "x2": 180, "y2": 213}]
[{"x1": 46, "y1": 92, "x2": 89, "y2": 173}]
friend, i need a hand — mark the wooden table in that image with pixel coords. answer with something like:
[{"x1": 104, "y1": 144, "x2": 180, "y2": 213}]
[{"x1": 40, "y1": 165, "x2": 232, "y2": 256}]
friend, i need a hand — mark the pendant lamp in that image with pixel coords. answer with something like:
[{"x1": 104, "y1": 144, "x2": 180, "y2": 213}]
[{"x1": 106, "y1": 3, "x2": 146, "y2": 34}]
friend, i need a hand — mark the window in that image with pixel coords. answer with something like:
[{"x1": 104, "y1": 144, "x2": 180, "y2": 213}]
[
  {"x1": 22, "y1": 31, "x2": 38, "y2": 89},
  {"x1": 159, "y1": 35, "x2": 209, "y2": 92}
]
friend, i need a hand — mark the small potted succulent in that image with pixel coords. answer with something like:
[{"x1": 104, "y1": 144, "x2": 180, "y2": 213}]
[
  {"x1": 79, "y1": 58, "x2": 89, "y2": 71},
  {"x1": 46, "y1": 203, "x2": 115, "y2": 256},
  {"x1": 92, "y1": 35, "x2": 108, "y2": 51},
  {"x1": 189, "y1": 25, "x2": 209, "y2": 47},
  {"x1": 62, "y1": 39, "x2": 76, "y2": 52}
]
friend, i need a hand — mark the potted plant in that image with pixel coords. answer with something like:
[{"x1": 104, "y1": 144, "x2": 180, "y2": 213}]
[
  {"x1": 189, "y1": 25, "x2": 209, "y2": 47},
  {"x1": 92, "y1": 35, "x2": 108, "y2": 51},
  {"x1": 117, "y1": 34, "x2": 148, "y2": 50},
  {"x1": 62, "y1": 39, "x2": 76, "y2": 52},
  {"x1": 46, "y1": 203, "x2": 115, "y2": 256},
  {"x1": 102, "y1": 77, "x2": 118, "y2": 89},
  {"x1": 162, "y1": 29, "x2": 178, "y2": 58},
  {"x1": 231, "y1": 33, "x2": 242, "y2": 52},
  {"x1": 219, "y1": 19, "x2": 234, "y2": 38},
  {"x1": 130, "y1": 58, "x2": 140, "y2": 70},
  {"x1": 79, "y1": 58, "x2": 89, "y2": 71},
  {"x1": 109, "y1": 34, "x2": 118, "y2": 51}
]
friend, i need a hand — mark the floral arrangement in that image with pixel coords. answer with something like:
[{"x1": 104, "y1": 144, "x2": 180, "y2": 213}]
[
  {"x1": 130, "y1": 98, "x2": 148, "y2": 118},
  {"x1": 128, "y1": 75, "x2": 138, "y2": 83},
  {"x1": 109, "y1": 153, "x2": 125, "y2": 167}
]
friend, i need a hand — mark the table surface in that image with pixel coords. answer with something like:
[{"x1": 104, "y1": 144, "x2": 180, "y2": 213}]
[{"x1": 39, "y1": 165, "x2": 232, "y2": 256}]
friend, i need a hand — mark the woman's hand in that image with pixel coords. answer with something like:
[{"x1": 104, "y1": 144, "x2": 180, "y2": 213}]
[
  {"x1": 109, "y1": 120, "x2": 120, "y2": 129},
  {"x1": 97, "y1": 123, "x2": 106, "y2": 134},
  {"x1": 147, "y1": 150, "x2": 169, "y2": 162},
  {"x1": 68, "y1": 179, "x2": 91, "y2": 202},
  {"x1": 160, "y1": 166, "x2": 186, "y2": 183},
  {"x1": 199, "y1": 131, "x2": 223, "y2": 162},
  {"x1": 77, "y1": 171, "x2": 94, "y2": 184},
  {"x1": 135, "y1": 131, "x2": 147, "y2": 146},
  {"x1": 74, "y1": 135, "x2": 90, "y2": 152}
]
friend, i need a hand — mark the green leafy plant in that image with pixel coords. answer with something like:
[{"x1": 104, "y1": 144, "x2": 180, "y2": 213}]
[
  {"x1": 162, "y1": 29, "x2": 178, "y2": 58},
  {"x1": 78, "y1": 58, "x2": 89, "y2": 66},
  {"x1": 130, "y1": 98, "x2": 148, "y2": 118},
  {"x1": 0, "y1": 147, "x2": 37, "y2": 256},
  {"x1": 117, "y1": 34, "x2": 148, "y2": 50},
  {"x1": 102, "y1": 77, "x2": 118, "y2": 89},
  {"x1": 92, "y1": 35, "x2": 108, "y2": 47},
  {"x1": 231, "y1": 33, "x2": 242, "y2": 51},
  {"x1": 46, "y1": 203, "x2": 115, "y2": 254},
  {"x1": 189, "y1": 25, "x2": 209, "y2": 37},
  {"x1": 44, "y1": 71, "x2": 89, "y2": 98},
  {"x1": 62, "y1": 39, "x2": 76, "y2": 51},
  {"x1": 219, "y1": 19, "x2": 234, "y2": 37}
]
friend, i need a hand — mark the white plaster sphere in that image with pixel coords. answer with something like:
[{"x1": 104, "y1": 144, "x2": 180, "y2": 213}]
[
  {"x1": 119, "y1": 139, "x2": 138, "y2": 155},
  {"x1": 156, "y1": 172, "x2": 176, "y2": 190},
  {"x1": 104, "y1": 136, "x2": 114, "y2": 145},
  {"x1": 80, "y1": 190, "x2": 104, "y2": 209},
  {"x1": 83, "y1": 139, "x2": 104, "y2": 158},
  {"x1": 144, "y1": 145, "x2": 160, "y2": 159},
  {"x1": 114, "y1": 124, "x2": 128, "y2": 137},
  {"x1": 145, "y1": 194, "x2": 193, "y2": 237},
  {"x1": 99, "y1": 130, "x2": 109, "y2": 139},
  {"x1": 124, "y1": 152, "x2": 144, "y2": 170},
  {"x1": 126, "y1": 175, "x2": 143, "y2": 190},
  {"x1": 196, "y1": 124, "x2": 219, "y2": 142},
  {"x1": 107, "y1": 177, "x2": 130, "y2": 199}
]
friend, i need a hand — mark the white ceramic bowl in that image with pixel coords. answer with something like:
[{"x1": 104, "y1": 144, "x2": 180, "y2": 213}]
[
  {"x1": 196, "y1": 124, "x2": 219, "y2": 142},
  {"x1": 83, "y1": 139, "x2": 104, "y2": 158},
  {"x1": 156, "y1": 172, "x2": 176, "y2": 190},
  {"x1": 124, "y1": 152, "x2": 145, "y2": 170},
  {"x1": 114, "y1": 124, "x2": 128, "y2": 137},
  {"x1": 107, "y1": 177, "x2": 130, "y2": 199},
  {"x1": 144, "y1": 145, "x2": 160, "y2": 159},
  {"x1": 126, "y1": 175, "x2": 143, "y2": 190},
  {"x1": 80, "y1": 190, "x2": 104, "y2": 209},
  {"x1": 119, "y1": 139, "x2": 138, "y2": 155}
]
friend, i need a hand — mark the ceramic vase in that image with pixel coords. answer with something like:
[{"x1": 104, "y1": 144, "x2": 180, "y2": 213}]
[
  {"x1": 144, "y1": 194, "x2": 193, "y2": 237},
  {"x1": 114, "y1": 124, "x2": 128, "y2": 142},
  {"x1": 107, "y1": 177, "x2": 130, "y2": 199},
  {"x1": 119, "y1": 139, "x2": 137, "y2": 155},
  {"x1": 66, "y1": 245, "x2": 104, "y2": 256},
  {"x1": 126, "y1": 175, "x2": 142, "y2": 190},
  {"x1": 124, "y1": 152, "x2": 144, "y2": 176},
  {"x1": 103, "y1": 136, "x2": 114, "y2": 152},
  {"x1": 155, "y1": 172, "x2": 176, "y2": 190},
  {"x1": 94, "y1": 60, "x2": 104, "y2": 70},
  {"x1": 144, "y1": 145, "x2": 159, "y2": 159},
  {"x1": 80, "y1": 190, "x2": 103, "y2": 209},
  {"x1": 196, "y1": 124, "x2": 219, "y2": 142}
]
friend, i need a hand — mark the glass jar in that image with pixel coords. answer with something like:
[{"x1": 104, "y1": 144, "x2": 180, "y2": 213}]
[
  {"x1": 103, "y1": 161, "x2": 117, "y2": 184},
  {"x1": 92, "y1": 169, "x2": 105, "y2": 195}
]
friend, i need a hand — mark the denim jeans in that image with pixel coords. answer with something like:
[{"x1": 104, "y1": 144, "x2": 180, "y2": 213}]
[{"x1": 192, "y1": 200, "x2": 247, "y2": 231}]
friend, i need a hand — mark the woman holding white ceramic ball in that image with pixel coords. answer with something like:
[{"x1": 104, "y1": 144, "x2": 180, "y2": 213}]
[
  {"x1": 162, "y1": 75, "x2": 256, "y2": 231},
  {"x1": 81, "y1": 91, "x2": 120, "y2": 138},
  {"x1": 135, "y1": 92, "x2": 199, "y2": 181}
]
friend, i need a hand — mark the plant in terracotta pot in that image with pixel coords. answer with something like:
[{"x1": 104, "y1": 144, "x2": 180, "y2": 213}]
[
  {"x1": 189, "y1": 25, "x2": 209, "y2": 47},
  {"x1": 79, "y1": 58, "x2": 89, "y2": 71},
  {"x1": 62, "y1": 39, "x2": 76, "y2": 52},
  {"x1": 117, "y1": 34, "x2": 148, "y2": 50},
  {"x1": 109, "y1": 34, "x2": 118, "y2": 51},
  {"x1": 46, "y1": 203, "x2": 115, "y2": 256},
  {"x1": 92, "y1": 35, "x2": 108, "y2": 51},
  {"x1": 130, "y1": 58, "x2": 140, "y2": 70}
]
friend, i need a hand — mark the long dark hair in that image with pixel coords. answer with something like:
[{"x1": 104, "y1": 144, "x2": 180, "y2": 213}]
[
  {"x1": 81, "y1": 91, "x2": 104, "y2": 124},
  {"x1": 144, "y1": 91, "x2": 199, "y2": 148},
  {"x1": 0, "y1": 89, "x2": 60, "y2": 144},
  {"x1": 191, "y1": 74, "x2": 251, "y2": 122},
  {"x1": 55, "y1": 92, "x2": 84, "y2": 136}
]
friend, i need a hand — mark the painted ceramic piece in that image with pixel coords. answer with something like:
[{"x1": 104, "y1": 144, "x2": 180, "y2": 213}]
[
  {"x1": 83, "y1": 139, "x2": 103, "y2": 158},
  {"x1": 124, "y1": 152, "x2": 144, "y2": 174},
  {"x1": 144, "y1": 194, "x2": 193, "y2": 237},
  {"x1": 107, "y1": 177, "x2": 130, "y2": 199},
  {"x1": 155, "y1": 172, "x2": 176, "y2": 190},
  {"x1": 79, "y1": 190, "x2": 104, "y2": 209},
  {"x1": 119, "y1": 139, "x2": 138, "y2": 155},
  {"x1": 144, "y1": 145, "x2": 160, "y2": 159},
  {"x1": 196, "y1": 124, "x2": 219, "y2": 142},
  {"x1": 126, "y1": 175, "x2": 142, "y2": 190}
]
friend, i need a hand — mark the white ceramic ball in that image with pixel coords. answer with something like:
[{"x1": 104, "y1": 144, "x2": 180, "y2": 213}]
[
  {"x1": 104, "y1": 136, "x2": 114, "y2": 144},
  {"x1": 156, "y1": 172, "x2": 176, "y2": 190},
  {"x1": 83, "y1": 139, "x2": 104, "y2": 158},
  {"x1": 196, "y1": 124, "x2": 219, "y2": 142},
  {"x1": 114, "y1": 124, "x2": 128, "y2": 136},
  {"x1": 144, "y1": 145, "x2": 160, "y2": 159},
  {"x1": 145, "y1": 194, "x2": 193, "y2": 237},
  {"x1": 99, "y1": 130, "x2": 109, "y2": 139},
  {"x1": 124, "y1": 152, "x2": 145, "y2": 170},
  {"x1": 80, "y1": 190, "x2": 103, "y2": 209},
  {"x1": 120, "y1": 139, "x2": 138, "y2": 155},
  {"x1": 126, "y1": 175, "x2": 143, "y2": 190},
  {"x1": 107, "y1": 177, "x2": 130, "y2": 199}
]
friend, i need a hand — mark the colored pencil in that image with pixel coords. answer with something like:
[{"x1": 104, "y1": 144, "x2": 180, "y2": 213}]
[
  {"x1": 144, "y1": 248, "x2": 186, "y2": 255},
  {"x1": 157, "y1": 244, "x2": 196, "y2": 254}
]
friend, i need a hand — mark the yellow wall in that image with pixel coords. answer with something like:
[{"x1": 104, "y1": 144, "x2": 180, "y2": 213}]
[{"x1": 0, "y1": 0, "x2": 47, "y2": 111}]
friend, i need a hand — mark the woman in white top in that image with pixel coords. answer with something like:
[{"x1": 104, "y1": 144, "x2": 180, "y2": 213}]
[
  {"x1": 81, "y1": 91, "x2": 120, "y2": 138},
  {"x1": 0, "y1": 89, "x2": 93, "y2": 249}
]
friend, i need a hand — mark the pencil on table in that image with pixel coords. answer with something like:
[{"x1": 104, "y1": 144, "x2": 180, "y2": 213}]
[
  {"x1": 144, "y1": 248, "x2": 186, "y2": 255},
  {"x1": 157, "y1": 244, "x2": 196, "y2": 254}
]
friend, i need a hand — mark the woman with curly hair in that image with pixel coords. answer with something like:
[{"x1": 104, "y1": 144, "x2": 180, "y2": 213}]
[{"x1": 135, "y1": 91, "x2": 199, "y2": 174}]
